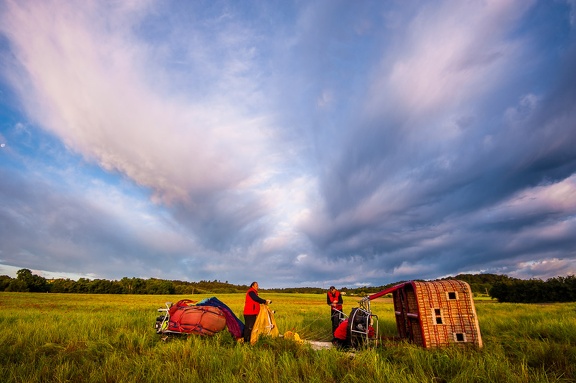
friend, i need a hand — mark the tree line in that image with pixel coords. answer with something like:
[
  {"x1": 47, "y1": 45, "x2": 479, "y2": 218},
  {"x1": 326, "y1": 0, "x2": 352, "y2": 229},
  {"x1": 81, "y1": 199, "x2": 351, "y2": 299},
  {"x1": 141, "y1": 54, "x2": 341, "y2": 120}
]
[
  {"x1": 0, "y1": 269, "x2": 245, "y2": 295},
  {"x1": 1, "y1": 269, "x2": 575, "y2": 302},
  {"x1": 488, "y1": 275, "x2": 576, "y2": 303},
  {"x1": 0, "y1": 269, "x2": 396, "y2": 295}
]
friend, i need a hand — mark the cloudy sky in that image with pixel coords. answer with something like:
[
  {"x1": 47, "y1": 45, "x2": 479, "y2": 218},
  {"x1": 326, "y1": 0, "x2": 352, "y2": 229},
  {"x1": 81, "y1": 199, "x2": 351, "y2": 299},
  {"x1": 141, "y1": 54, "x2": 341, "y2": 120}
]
[{"x1": 0, "y1": 0, "x2": 575, "y2": 288}]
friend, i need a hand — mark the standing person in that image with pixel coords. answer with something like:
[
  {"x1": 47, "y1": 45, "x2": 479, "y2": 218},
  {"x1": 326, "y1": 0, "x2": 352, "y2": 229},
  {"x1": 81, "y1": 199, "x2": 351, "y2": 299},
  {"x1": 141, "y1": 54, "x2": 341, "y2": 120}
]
[
  {"x1": 243, "y1": 281, "x2": 271, "y2": 343},
  {"x1": 327, "y1": 286, "x2": 343, "y2": 334}
]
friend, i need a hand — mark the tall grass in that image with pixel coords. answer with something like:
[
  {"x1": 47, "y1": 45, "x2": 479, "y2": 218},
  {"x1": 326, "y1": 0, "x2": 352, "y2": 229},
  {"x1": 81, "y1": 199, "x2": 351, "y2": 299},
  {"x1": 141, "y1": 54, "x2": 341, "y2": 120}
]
[{"x1": 0, "y1": 293, "x2": 574, "y2": 382}]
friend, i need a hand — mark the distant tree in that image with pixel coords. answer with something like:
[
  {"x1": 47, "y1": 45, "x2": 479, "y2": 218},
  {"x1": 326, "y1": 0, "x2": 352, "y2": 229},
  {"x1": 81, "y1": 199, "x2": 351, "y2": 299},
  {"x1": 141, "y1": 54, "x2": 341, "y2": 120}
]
[
  {"x1": 89, "y1": 279, "x2": 114, "y2": 294},
  {"x1": 566, "y1": 275, "x2": 576, "y2": 301},
  {"x1": 490, "y1": 275, "x2": 576, "y2": 303},
  {"x1": 50, "y1": 278, "x2": 76, "y2": 293},
  {"x1": 6, "y1": 278, "x2": 28, "y2": 292},
  {"x1": 489, "y1": 281, "x2": 511, "y2": 302},
  {"x1": 15, "y1": 269, "x2": 49, "y2": 292},
  {"x1": 145, "y1": 278, "x2": 175, "y2": 294},
  {"x1": 0, "y1": 275, "x2": 12, "y2": 291},
  {"x1": 173, "y1": 282, "x2": 195, "y2": 295},
  {"x1": 120, "y1": 277, "x2": 146, "y2": 294},
  {"x1": 445, "y1": 273, "x2": 517, "y2": 295},
  {"x1": 109, "y1": 280, "x2": 124, "y2": 294},
  {"x1": 73, "y1": 278, "x2": 90, "y2": 293},
  {"x1": 546, "y1": 276, "x2": 570, "y2": 302},
  {"x1": 16, "y1": 269, "x2": 34, "y2": 281},
  {"x1": 120, "y1": 277, "x2": 135, "y2": 293}
]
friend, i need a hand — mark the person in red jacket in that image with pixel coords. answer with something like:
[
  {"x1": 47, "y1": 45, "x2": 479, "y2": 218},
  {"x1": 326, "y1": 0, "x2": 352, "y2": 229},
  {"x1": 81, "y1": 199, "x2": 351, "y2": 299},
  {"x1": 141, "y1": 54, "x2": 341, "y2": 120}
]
[
  {"x1": 332, "y1": 318, "x2": 375, "y2": 349},
  {"x1": 327, "y1": 286, "x2": 343, "y2": 334},
  {"x1": 243, "y1": 281, "x2": 271, "y2": 343},
  {"x1": 332, "y1": 319, "x2": 350, "y2": 348}
]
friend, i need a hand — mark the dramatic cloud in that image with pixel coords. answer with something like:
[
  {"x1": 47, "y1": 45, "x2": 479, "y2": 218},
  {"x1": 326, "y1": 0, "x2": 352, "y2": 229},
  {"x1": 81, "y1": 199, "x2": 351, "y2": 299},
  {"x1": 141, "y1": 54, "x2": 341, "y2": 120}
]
[{"x1": 0, "y1": 0, "x2": 575, "y2": 287}]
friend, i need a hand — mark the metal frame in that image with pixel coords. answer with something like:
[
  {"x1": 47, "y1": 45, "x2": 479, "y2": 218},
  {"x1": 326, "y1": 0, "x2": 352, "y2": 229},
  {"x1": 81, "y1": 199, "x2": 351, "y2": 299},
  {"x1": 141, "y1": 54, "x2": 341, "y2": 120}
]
[
  {"x1": 154, "y1": 302, "x2": 173, "y2": 334},
  {"x1": 350, "y1": 298, "x2": 379, "y2": 347}
]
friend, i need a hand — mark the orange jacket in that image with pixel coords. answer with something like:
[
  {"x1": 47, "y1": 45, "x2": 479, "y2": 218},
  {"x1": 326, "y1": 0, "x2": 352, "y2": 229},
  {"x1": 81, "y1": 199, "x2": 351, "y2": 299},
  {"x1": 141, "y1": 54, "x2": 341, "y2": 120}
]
[
  {"x1": 334, "y1": 319, "x2": 349, "y2": 340},
  {"x1": 243, "y1": 287, "x2": 266, "y2": 315},
  {"x1": 327, "y1": 290, "x2": 343, "y2": 311}
]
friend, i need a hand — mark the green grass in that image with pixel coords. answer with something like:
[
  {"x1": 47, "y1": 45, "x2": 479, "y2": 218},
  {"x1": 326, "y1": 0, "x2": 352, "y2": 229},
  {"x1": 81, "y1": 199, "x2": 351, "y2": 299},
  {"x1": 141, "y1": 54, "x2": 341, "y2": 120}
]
[{"x1": 0, "y1": 293, "x2": 575, "y2": 382}]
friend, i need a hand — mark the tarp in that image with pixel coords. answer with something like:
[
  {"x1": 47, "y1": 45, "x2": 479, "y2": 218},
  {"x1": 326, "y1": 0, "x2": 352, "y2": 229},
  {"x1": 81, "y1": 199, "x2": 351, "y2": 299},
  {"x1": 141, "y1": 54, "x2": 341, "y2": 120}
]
[
  {"x1": 196, "y1": 297, "x2": 245, "y2": 339},
  {"x1": 167, "y1": 301, "x2": 226, "y2": 335},
  {"x1": 250, "y1": 305, "x2": 279, "y2": 344}
]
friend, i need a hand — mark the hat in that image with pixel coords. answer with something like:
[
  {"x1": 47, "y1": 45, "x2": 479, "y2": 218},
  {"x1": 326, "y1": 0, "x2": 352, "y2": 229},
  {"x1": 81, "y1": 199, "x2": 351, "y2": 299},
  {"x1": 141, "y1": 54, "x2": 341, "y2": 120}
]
[{"x1": 329, "y1": 286, "x2": 335, "y2": 290}]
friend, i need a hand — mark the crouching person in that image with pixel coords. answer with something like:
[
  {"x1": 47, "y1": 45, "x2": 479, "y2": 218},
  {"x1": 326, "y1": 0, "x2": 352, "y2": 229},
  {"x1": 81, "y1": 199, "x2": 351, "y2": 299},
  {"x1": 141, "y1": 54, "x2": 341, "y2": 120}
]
[{"x1": 332, "y1": 319, "x2": 350, "y2": 348}]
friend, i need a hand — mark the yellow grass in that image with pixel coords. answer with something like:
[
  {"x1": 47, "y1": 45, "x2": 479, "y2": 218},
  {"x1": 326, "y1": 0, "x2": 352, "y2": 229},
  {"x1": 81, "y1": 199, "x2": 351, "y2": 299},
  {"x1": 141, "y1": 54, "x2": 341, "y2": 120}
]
[{"x1": 1, "y1": 292, "x2": 575, "y2": 382}]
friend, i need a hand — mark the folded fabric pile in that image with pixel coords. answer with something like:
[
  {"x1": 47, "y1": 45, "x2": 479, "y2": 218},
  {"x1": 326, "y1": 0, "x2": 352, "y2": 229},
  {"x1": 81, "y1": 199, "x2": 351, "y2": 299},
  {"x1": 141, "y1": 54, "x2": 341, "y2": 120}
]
[{"x1": 196, "y1": 297, "x2": 245, "y2": 339}]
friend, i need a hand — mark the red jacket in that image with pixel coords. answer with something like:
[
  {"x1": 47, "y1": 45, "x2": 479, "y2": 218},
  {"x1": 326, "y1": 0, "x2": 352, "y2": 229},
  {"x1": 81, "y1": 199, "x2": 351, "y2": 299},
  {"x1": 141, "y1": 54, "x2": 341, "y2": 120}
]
[
  {"x1": 327, "y1": 290, "x2": 343, "y2": 311},
  {"x1": 334, "y1": 320, "x2": 348, "y2": 340},
  {"x1": 243, "y1": 287, "x2": 265, "y2": 315}
]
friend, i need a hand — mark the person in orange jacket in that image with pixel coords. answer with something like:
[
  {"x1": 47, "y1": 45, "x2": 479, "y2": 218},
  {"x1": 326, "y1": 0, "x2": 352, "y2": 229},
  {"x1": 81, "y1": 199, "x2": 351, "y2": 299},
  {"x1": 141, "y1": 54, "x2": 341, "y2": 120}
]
[
  {"x1": 327, "y1": 286, "x2": 343, "y2": 334},
  {"x1": 243, "y1": 281, "x2": 271, "y2": 343},
  {"x1": 332, "y1": 319, "x2": 350, "y2": 348},
  {"x1": 332, "y1": 318, "x2": 375, "y2": 349}
]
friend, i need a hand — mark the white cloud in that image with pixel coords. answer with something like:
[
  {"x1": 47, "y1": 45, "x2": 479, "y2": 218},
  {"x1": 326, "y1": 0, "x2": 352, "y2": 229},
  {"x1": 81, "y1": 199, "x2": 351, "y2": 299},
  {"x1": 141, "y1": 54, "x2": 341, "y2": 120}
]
[
  {"x1": 368, "y1": 0, "x2": 533, "y2": 125},
  {"x1": 1, "y1": 0, "x2": 280, "y2": 206},
  {"x1": 0, "y1": 0, "x2": 574, "y2": 287},
  {"x1": 511, "y1": 258, "x2": 576, "y2": 280}
]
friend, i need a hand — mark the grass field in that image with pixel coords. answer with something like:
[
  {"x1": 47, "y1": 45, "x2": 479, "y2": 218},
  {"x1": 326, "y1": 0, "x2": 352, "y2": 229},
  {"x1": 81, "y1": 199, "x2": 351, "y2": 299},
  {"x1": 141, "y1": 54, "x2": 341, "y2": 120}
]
[{"x1": 1, "y1": 292, "x2": 575, "y2": 382}]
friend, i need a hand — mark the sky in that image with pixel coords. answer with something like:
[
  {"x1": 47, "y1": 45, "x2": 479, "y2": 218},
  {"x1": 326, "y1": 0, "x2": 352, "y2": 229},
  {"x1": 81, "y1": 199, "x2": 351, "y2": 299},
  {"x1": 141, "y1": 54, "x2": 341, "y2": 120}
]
[{"x1": 0, "y1": 0, "x2": 575, "y2": 289}]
